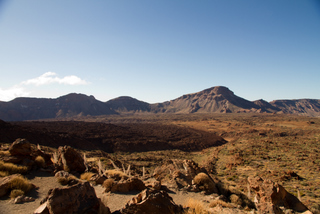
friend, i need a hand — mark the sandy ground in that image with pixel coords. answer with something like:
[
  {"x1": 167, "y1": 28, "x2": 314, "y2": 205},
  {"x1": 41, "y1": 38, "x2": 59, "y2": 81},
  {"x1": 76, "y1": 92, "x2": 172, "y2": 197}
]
[
  {"x1": 0, "y1": 171, "x2": 213, "y2": 214},
  {"x1": 0, "y1": 171, "x2": 62, "y2": 214}
]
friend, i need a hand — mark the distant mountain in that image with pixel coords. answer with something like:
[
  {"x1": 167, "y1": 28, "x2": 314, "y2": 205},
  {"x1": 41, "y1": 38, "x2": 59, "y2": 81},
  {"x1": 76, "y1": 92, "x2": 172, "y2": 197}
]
[
  {"x1": 0, "y1": 86, "x2": 319, "y2": 121},
  {"x1": 0, "y1": 93, "x2": 116, "y2": 121},
  {"x1": 253, "y1": 99, "x2": 281, "y2": 113},
  {"x1": 106, "y1": 96, "x2": 150, "y2": 112},
  {"x1": 150, "y1": 86, "x2": 261, "y2": 113},
  {"x1": 270, "y1": 99, "x2": 320, "y2": 117}
]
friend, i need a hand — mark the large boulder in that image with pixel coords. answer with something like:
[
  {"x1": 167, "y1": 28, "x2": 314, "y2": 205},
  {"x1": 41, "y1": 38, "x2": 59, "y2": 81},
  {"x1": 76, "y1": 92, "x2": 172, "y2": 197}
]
[
  {"x1": 248, "y1": 176, "x2": 309, "y2": 214},
  {"x1": 9, "y1": 138, "x2": 32, "y2": 156},
  {"x1": 35, "y1": 181, "x2": 110, "y2": 214},
  {"x1": 118, "y1": 188, "x2": 183, "y2": 214},
  {"x1": 5, "y1": 138, "x2": 53, "y2": 169},
  {"x1": 56, "y1": 146, "x2": 86, "y2": 173}
]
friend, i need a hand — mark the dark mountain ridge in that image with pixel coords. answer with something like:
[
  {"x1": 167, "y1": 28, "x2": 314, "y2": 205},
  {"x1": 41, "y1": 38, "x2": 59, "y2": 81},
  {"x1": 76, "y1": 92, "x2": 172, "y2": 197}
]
[
  {"x1": 106, "y1": 96, "x2": 151, "y2": 112},
  {"x1": 0, "y1": 86, "x2": 319, "y2": 121},
  {"x1": 0, "y1": 93, "x2": 117, "y2": 121},
  {"x1": 269, "y1": 99, "x2": 320, "y2": 117}
]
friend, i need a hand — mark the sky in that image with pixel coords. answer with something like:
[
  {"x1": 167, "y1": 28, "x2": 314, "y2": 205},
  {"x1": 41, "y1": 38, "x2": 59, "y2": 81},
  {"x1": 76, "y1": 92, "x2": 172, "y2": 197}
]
[{"x1": 0, "y1": 0, "x2": 319, "y2": 103}]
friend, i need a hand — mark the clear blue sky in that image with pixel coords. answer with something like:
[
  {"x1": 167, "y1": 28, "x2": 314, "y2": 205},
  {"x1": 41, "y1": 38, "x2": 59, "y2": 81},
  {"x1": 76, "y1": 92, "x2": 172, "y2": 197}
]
[{"x1": 0, "y1": 0, "x2": 319, "y2": 103}]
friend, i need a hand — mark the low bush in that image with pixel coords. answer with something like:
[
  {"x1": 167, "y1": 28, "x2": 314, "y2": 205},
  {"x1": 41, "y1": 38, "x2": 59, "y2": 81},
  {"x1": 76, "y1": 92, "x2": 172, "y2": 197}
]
[
  {"x1": 105, "y1": 169, "x2": 128, "y2": 181},
  {"x1": 0, "y1": 171, "x2": 9, "y2": 177},
  {"x1": 193, "y1": 172, "x2": 216, "y2": 193},
  {"x1": 8, "y1": 175, "x2": 34, "y2": 193},
  {"x1": 183, "y1": 198, "x2": 209, "y2": 214},
  {"x1": 57, "y1": 175, "x2": 79, "y2": 186},
  {"x1": 102, "y1": 178, "x2": 114, "y2": 192},
  {"x1": 0, "y1": 161, "x2": 28, "y2": 175},
  {"x1": 209, "y1": 199, "x2": 236, "y2": 208},
  {"x1": 80, "y1": 172, "x2": 95, "y2": 181},
  {"x1": 10, "y1": 189, "x2": 24, "y2": 199},
  {"x1": 35, "y1": 156, "x2": 46, "y2": 168}
]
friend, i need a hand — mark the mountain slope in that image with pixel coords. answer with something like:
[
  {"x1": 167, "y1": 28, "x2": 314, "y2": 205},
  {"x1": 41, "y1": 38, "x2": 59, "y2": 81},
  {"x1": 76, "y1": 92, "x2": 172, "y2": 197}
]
[
  {"x1": 270, "y1": 99, "x2": 320, "y2": 117},
  {"x1": 151, "y1": 86, "x2": 261, "y2": 113},
  {"x1": 0, "y1": 86, "x2": 320, "y2": 121},
  {"x1": 0, "y1": 93, "x2": 116, "y2": 121},
  {"x1": 253, "y1": 99, "x2": 281, "y2": 113},
  {"x1": 106, "y1": 96, "x2": 151, "y2": 112}
]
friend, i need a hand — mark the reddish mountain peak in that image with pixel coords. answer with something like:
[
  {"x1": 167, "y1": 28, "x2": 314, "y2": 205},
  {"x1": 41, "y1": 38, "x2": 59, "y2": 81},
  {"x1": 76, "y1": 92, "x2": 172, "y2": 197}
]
[{"x1": 196, "y1": 86, "x2": 234, "y2": 96}]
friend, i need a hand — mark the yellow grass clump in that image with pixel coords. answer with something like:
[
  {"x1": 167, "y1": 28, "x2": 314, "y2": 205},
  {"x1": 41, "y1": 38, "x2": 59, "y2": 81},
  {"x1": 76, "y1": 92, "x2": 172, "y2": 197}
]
[
  {"x1": 0, "y1": 161, "x2": 28, "y2": 175},
  {"x1": 183, "y1": 198, "x2": 209, "y2": 214},
  {"x1": 9, "y1": 189, "x2": 24, "y2": 199},
  {"x1": 105, "y1": 169, "x2": 128, "y2": 179},
  {"x1": 57, "y1": 175, "x2": 78, "y2": 186},
  {"x1": 35, "y1": 156, "x2": 46, "y2": 168},
  {"x1": 102, "y1": 178, "x2": 114, "y2": 192},
  {"x1": 209, "y1": 199, "x2": 236, "y2": 209},
  {"x1": 193, "y1": 172, "x2": 216, "y2": 193},
  {"x1": 0, "y1": 171, "x2": 9, "y2": 177},
  {"x1": 8, "y1": 175, "x2": 34, "y2": 194},
  {"x1": 80, "y1": 172, "x2": 95, "y2": 181},
  {"x1": 0, "y1": 150, "x2": 10, "y2": 156}
]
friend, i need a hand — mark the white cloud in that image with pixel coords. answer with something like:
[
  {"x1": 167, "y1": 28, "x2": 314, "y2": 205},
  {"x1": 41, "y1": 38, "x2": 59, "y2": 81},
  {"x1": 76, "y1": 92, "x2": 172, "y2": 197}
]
[
  {"x1": 21, "y1": 72, "x2": 89, "y2": 86},
  {"x1": 0, "y1": 72, "x2": 89, "y2": 101},
  {"x1": 0, "y1": 85, "x2": 30, "y2": 101}
]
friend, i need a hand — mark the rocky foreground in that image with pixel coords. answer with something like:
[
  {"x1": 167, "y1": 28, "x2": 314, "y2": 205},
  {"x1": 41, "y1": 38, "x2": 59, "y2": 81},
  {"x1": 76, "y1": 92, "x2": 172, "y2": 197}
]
[{"x1": 0, "y1": 138, "x2": 314, "y2": 214}]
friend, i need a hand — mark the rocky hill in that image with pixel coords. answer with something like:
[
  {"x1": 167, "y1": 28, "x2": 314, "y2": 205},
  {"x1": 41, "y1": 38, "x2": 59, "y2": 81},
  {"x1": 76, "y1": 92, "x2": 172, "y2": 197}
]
[
  {"x1": 106, "y1": 96, "x2": 150, "y2": 113},
  {"x1": 0, "y1": 93, "x2": 116, "y2": 121},
  {"x1": 253, "y1": 99, "x2": 281, "y2": 113},
  {"x1": 150, "y1": 86, "x2": 261, "y2": 113},
  {"x1": 0, "y1": 86, "x2": 319, "y2": 121},
  {"x1": 270, "y1": 99, "x2": 320, "y2": 117}
]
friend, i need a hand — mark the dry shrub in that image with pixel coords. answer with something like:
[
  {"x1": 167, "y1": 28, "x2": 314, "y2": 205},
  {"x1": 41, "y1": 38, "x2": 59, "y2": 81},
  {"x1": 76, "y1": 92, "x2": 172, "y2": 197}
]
[
  {"x1": 0, "y1": 161, "x2": 28, "y2": 175},
  {"x1": 35, "y1": 156, "x2": 46, "y2": 168},
  {"x1": 226, "y1": 153, "x2": 244, "y2": 169},
  {"x1": 57, "y1": 175, "x2": 78, "y2": 186},
  {"x1": 183, "y1": 198, "x2": 209, "y2": 214},
  {"x1": 105, "y1": 169, "x2": 128, "y2": 180},
  {"x1": 209, "y1": 199, "x2": 236, "y2": 208},
  {"x1": 10, "y1": 189, "x2": 24, "y2": 199},
  {"x1": 8, "y1": 176, "x2": 34, "y2": 193},
  {"x1": 102, "y1": 178, "x2": 114, "y2": 192},
  {"x1": 52, "y1": 152, "x2": 58, "y2": 164},
  {"x1": 61, "y1": 153, "x2": 70, "y2": 172},
  {"x1": 0, "y1": 171, "x2": 9, "y2": 177},
  {"x1": 0, "y1": 150, "x2": 10, "y2": 156},
  {"x1": 80, "y1": 172, "x2": 95, "y2": 181},
  {"x1": 193, "y1": 172, "x2": 216, "y2": 193},
  {"x1": 63, "y1": 165, "x2": 70, "y2": 172}
]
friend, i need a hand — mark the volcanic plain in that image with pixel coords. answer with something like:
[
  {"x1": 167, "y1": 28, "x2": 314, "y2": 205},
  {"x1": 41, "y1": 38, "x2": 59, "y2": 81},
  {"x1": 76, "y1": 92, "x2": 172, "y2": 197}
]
[{"x1": 0, "y1": 113, "x2": 320, "y2": 213}]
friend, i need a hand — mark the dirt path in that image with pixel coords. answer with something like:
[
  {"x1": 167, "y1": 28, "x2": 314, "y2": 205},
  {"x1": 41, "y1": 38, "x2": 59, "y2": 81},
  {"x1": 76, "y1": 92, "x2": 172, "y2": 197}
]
[
  {"x1": 95, "y1": 185, "x2": 214, "y2": 213},
  {"x1": 0, "y1": 171, "x2": 213, "y2": 214}
]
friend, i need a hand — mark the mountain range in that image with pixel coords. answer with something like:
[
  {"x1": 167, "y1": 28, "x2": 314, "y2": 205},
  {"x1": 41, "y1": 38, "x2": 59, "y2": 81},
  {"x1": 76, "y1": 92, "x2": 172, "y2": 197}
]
[{"x1": 0, "y1": 86, "x2": 319, "y2": 121}]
